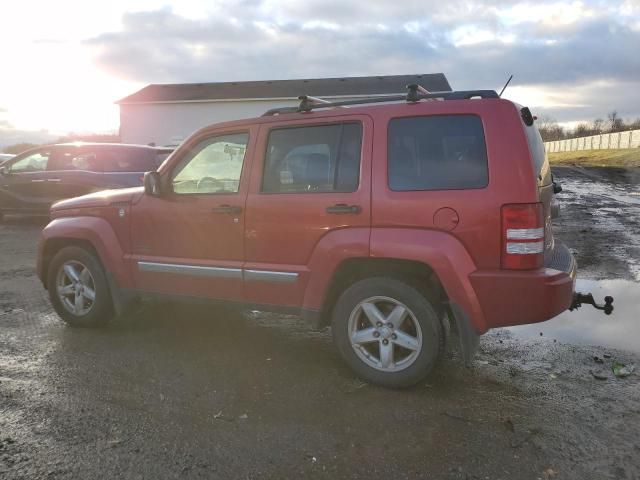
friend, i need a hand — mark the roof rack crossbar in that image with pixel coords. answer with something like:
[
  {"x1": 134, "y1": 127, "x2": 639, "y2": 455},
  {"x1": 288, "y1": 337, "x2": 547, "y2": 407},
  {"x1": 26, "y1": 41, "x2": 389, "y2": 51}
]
[{"x1": 262, "y1": 88, "x2": 499, "y2": 116}]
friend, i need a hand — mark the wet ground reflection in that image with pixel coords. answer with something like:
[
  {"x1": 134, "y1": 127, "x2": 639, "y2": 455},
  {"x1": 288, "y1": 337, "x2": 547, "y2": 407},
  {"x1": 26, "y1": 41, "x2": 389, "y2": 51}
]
[{"x1": 507, "y1": 278, "x2": 640, "y2": 353}]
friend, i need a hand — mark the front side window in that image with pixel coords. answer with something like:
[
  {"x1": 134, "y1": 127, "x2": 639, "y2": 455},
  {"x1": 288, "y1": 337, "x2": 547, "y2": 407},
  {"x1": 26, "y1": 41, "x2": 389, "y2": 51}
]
[
  {"x1": 9, "y1": 151, "x2": 50, "y2": 173},
  {"x1": 171, "y1": 133, "x2": 248, "y2": 194},
  {"x1": 388, "y1": 115, "x2": 488, "y2": 191},
  {"x1": 262, "y1": 123, "x2": 362, "y2": 193}
]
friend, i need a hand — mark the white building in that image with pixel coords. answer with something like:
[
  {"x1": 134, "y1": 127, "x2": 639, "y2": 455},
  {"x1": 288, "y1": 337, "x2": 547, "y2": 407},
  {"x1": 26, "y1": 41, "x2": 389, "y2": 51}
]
[{"x1": 117, "y1": 74, "x2": 451, "y2": 146}]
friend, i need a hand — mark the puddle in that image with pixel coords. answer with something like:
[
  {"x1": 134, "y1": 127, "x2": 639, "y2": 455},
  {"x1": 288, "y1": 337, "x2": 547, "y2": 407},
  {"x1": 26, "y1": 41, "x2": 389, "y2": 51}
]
[
  {"x1": 554, "y1": 170, "x2": 640, "y2": 280},
  {"x1": 506, "y1": 279, "x2": 640, "y2": 354}
]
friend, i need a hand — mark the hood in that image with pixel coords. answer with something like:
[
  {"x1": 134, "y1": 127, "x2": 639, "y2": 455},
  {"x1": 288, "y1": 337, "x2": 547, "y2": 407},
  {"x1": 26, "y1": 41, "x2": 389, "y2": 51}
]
[{"x1": 51, "y1": 187, "x2": 144, "y2": 212}]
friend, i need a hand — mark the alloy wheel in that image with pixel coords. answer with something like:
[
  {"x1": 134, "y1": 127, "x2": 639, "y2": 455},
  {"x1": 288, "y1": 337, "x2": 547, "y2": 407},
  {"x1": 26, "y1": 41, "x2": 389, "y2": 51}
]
[
  {"x1": 347, "y1": 296, "x2": 423, "y2": 372},
  {"x1": 56, "y1": 260, "x2": 96, "y2": 316}
]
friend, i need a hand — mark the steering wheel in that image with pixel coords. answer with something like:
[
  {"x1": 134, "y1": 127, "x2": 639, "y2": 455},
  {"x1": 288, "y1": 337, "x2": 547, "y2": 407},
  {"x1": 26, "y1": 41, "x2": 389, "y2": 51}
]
[{"x1": 196, "y1": 177, "x2": 222, "y2": 192}]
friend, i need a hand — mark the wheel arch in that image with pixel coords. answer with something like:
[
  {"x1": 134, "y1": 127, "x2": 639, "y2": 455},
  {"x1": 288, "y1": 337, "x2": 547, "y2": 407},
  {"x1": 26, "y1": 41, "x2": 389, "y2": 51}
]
[
  {"x1": 303, "y1": 227, "x2": 487, "y2": 336},
  {"x1": 317, "y1": 257, "x2": 447, "y2": 328},
  {"x1": 38, "y1": 217, "x2": 131, "y2": 292},
  {"x1": 40, "y1": 237, "x2": 99, "y2": 288}
]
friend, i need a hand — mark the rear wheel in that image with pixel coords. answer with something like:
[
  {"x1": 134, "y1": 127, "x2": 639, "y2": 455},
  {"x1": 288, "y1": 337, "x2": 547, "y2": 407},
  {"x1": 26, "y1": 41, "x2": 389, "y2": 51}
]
[
  {"x1": 332, "y1": 277, "x2": 443, "y2": 388},
  {"x1": 47, "y1": 246, "x2": 113, "y2": 327}
]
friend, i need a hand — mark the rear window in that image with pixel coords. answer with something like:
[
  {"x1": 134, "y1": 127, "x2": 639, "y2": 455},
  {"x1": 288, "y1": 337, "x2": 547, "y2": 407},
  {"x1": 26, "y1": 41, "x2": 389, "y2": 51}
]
[
  {"x1": 100, "y1": 148, "x2": 158, "y2": 173},
  {"x1": 388, "y1": 115, "x2": 488, "y2": 191}
]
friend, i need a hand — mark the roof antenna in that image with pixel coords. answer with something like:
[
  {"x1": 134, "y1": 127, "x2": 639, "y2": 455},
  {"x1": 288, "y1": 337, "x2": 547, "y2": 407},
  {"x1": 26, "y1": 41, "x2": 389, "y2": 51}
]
[{"x1": 499, "y1": 74, "x2": 513, "y2": 97}]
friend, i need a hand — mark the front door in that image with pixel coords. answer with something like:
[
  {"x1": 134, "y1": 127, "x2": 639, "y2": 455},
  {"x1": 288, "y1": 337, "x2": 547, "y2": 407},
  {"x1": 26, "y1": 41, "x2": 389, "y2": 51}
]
[
  {"x1": 130, "y1": 128, "x2": 255, "y2": 301},
  {"x1": 244, "y1": 116, "x2": 372, "y2": 307},
  {"x1": 0, "y1": 148, "x2": 55, "y2": 213}
]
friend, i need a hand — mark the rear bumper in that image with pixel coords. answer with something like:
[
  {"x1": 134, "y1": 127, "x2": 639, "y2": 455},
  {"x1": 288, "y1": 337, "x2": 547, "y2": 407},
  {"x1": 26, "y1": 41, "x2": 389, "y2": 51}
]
[{"x1": 469, "y1": 242, "x2": 577, "y2": 329}]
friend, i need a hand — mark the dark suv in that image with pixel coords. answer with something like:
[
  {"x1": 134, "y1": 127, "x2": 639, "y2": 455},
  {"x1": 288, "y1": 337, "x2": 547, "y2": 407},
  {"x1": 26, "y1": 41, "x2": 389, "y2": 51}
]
[
  {"x1": 0, "y1": 143, "x2": 172, "y2": 219},
  {"x1": 37, "y1": 88, "x2": 612, "y2": 388}
]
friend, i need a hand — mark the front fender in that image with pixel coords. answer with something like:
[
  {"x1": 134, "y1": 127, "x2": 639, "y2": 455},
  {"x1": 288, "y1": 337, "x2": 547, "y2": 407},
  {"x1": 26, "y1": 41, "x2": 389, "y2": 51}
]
[
  {"x1": 39, "y1": 216, "x2": 131, "y2": 291},
  {"x1": 370, "y1": 228, "x2": 487, "y2": 334}
]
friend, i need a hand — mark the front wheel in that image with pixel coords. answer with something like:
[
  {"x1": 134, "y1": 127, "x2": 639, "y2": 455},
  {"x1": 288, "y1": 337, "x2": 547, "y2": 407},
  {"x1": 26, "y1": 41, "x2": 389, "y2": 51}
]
[
  {"x1": 331, "y1": 277, "x2": 443, "y2": 388},
  {"x1": 47, "y1": 246, "x2": 114, "y2": 327}
]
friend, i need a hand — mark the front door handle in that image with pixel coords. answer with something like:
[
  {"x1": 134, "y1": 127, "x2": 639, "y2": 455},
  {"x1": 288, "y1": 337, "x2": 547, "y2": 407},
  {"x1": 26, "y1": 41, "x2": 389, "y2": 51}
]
[
  {"x1": 326, "y1": 203, "x2": 362, "y2": 215},
  {"x1": 47, "y1": 178, "x2": 61, "y2": 182},
  {"x1": 30, "y1": 179, "x2": 46, "y2": 183},
  {"x1": 212, "y1": 204, "x2": 243, "y2": 215}
]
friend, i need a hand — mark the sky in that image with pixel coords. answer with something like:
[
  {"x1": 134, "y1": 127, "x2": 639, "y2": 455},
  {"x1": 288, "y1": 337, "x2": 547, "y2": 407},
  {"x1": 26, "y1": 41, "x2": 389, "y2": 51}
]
[{"x1": 1, "y1": 0, "x2": 639, "y2": 146}]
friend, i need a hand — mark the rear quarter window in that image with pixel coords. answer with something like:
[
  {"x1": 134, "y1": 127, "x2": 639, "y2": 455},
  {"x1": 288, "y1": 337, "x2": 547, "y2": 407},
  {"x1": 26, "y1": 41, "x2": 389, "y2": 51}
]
[
  {"x1": 523, "y1": 123, "x2": 551, "y2": 185},
  {"x1": 388, "y1": 115, "x2": 488, "y2": 191}
]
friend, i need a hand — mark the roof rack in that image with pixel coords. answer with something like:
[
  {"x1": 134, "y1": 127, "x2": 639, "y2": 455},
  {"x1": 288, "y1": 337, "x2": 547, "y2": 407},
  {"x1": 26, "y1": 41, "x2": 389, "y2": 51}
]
[{"x1": 262, "y1": 84, "x2": 499, "y2": 116}]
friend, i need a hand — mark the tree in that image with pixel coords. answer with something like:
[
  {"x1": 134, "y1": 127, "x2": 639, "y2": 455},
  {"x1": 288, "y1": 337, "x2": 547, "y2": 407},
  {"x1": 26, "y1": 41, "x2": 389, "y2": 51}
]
[
  {"x1": 573, "y1": 123, "x2": 591, "y2": 137},
  {"x1": 56, "y1": 133, "x2": 119, "y2": 143},
  {"x1": 536, "y1": 116, "x2": 566, "y2": 141},
  {"x1": 2, "y1": 143, "x2": 38, "y2": 154},
  {"x1": 592, "y1": 118, "x2": 604, "y2": 134},
  {"x1": 627, "y1": 118, "x2": 640, "y2": 130},
  {"x1": 607, "y1": 111, "x2": 624, "y2": 132}
]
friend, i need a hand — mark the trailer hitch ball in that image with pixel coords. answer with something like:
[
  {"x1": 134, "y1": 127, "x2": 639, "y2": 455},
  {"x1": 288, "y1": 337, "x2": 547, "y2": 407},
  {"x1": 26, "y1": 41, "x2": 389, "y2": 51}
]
[
  {"x1": 603, "y1": 296, "x2": 614, "y2": 315},
  {"x1": 570, "y1": 293, "x2": 614, "y2": 315}
]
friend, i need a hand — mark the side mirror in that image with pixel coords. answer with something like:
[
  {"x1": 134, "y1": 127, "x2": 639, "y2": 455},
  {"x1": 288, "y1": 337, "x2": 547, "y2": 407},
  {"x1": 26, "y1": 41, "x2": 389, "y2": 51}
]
[
  {"x1": 0, "y1": 166, "x2": 7, "y2": 176},
  {"x1": 143, "y1": 171, "x2": 163, "y2": 197}
]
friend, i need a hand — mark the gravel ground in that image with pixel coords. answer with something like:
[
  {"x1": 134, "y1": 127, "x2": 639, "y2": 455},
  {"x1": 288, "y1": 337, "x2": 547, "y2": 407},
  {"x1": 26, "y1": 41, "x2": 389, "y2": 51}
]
[{"x1": 0, "y1": 167, "x2": 639, "y2": 480}]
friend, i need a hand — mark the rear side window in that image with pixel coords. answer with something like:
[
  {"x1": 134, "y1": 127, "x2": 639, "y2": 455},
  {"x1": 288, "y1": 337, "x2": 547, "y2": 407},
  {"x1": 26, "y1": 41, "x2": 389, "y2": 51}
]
[
  {"x1": 49, "y1": 149, "x2": 100, "y2": 171},
  {"x1": 388, "y1": 115, "x2": 488, "y2": 191},
  {"x1": 262, "y1": 123, "x2": 362, "y2": 193},
  {"x1": 100, "y1": 148, "x2": 157, "y2": 172}
]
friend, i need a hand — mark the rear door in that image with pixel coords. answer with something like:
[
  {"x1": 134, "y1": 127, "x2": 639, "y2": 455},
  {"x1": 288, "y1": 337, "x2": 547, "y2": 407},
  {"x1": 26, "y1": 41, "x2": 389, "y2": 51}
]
[
  {"x1": 244, "y1": 116, "x2": 372, "y2": 307},
  {"x1": 0, "y1": 148, "x2": 54, "y2": 212},
  {"x1": 47, "y1": 146, "x2": 104, "y2": 201}
]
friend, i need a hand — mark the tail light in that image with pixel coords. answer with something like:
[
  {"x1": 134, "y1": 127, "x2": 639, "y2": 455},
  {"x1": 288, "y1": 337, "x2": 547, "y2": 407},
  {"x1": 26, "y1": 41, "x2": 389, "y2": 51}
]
[{"x1": 501, "y1": 203, "x2": 544, "y2": 270}]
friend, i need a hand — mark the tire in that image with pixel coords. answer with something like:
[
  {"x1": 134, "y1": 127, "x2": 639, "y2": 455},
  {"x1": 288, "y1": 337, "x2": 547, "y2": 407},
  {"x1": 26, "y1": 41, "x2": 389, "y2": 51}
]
[
  {"x1": 331, "y1": 277, "x2": 443, "y2": 388},
  {"x1": 47, "y1": 246, "x2": 114, "y2": 327}
]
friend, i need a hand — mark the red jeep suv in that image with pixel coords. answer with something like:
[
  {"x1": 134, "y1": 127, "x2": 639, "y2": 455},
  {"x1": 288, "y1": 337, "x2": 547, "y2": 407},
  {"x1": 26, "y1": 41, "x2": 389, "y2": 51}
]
[{"x1": 37, "y1": 88, "x2": 607, "y2": 387}]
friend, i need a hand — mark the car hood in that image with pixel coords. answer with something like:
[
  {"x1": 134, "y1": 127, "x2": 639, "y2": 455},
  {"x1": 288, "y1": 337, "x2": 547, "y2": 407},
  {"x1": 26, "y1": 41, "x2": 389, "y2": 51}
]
[{"x1": 51, "y1": 187, "x2": 144, "y2": 211}]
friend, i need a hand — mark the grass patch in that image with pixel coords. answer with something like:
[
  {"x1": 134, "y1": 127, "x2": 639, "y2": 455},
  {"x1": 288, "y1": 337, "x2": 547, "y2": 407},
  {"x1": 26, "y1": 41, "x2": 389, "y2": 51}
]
[{"x1": 549, "y1": 149, "x2": 640, "y2": 167}]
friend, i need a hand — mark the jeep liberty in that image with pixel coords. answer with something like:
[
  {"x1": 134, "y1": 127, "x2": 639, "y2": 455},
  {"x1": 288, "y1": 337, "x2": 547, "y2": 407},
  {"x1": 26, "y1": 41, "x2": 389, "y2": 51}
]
[{"x1": 37, "y1": 87, "x2": 613, "y2": 387}]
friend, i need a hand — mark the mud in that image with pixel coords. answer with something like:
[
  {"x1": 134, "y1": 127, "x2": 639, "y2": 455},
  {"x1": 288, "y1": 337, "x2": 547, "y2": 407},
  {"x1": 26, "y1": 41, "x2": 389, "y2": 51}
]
[
  {"x1": 0, "y1": 167, "x2": 639, "y2": 479},
  {"x1": 552, "y1": 166, "x2": 640, "y2": 280}
]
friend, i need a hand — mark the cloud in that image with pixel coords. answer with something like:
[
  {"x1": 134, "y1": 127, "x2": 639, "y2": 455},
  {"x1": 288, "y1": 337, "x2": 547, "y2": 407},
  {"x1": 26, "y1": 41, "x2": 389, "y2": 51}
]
[{"x1": 86, "y1": 1, "x2": 640, "y2": 122}]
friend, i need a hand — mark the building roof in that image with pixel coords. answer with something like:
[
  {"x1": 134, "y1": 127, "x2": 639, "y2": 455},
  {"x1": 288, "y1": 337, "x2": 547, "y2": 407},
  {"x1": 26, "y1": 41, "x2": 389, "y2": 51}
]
[{"x1": 117, "y1": 74, "x2": 451, "y2": 104}]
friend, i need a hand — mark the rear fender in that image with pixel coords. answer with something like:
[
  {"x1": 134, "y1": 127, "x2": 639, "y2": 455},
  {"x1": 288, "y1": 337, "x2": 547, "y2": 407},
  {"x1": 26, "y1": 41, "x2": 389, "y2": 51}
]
[
  {"x1": 369, "y1": 228, "x2": 487, "y2": 334},
  {"x1": 301, "y1": 227, "x2": 371, "y2": 314}
]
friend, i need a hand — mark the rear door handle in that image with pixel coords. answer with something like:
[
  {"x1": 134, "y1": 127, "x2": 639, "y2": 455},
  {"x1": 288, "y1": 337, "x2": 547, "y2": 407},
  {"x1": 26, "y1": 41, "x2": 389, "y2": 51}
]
[
  {"x1": 212, "y1": 204, "x2": 243, "y2": 215},
  {"x1": 30, "y1": 179, "x2": 46, "y2": 183},
  {"x1": 326, "y1": 203, "x2": 362, "y2": 215},
  {"x1": 47, "y1": 178, "x2": 61, "y2": 182}
]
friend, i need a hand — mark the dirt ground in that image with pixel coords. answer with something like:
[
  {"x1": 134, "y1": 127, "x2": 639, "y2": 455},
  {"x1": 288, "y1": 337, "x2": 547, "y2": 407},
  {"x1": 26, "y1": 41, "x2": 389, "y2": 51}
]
[{"x1": 1, "y1": 167, "x2": 639, "y2": 480}]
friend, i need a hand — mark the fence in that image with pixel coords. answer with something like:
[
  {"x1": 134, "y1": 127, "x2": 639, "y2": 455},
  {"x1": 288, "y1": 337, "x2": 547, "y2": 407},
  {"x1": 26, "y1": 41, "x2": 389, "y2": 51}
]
[{"x1": 544, "y1": 129, "x2": 640, "y2": 153}]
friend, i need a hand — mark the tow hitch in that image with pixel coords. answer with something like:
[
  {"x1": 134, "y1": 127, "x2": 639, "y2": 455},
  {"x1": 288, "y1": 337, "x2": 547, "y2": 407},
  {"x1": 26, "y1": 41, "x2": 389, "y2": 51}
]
[{"x1": 570, "y1": 293, "x2": 614, "y2": 315}]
